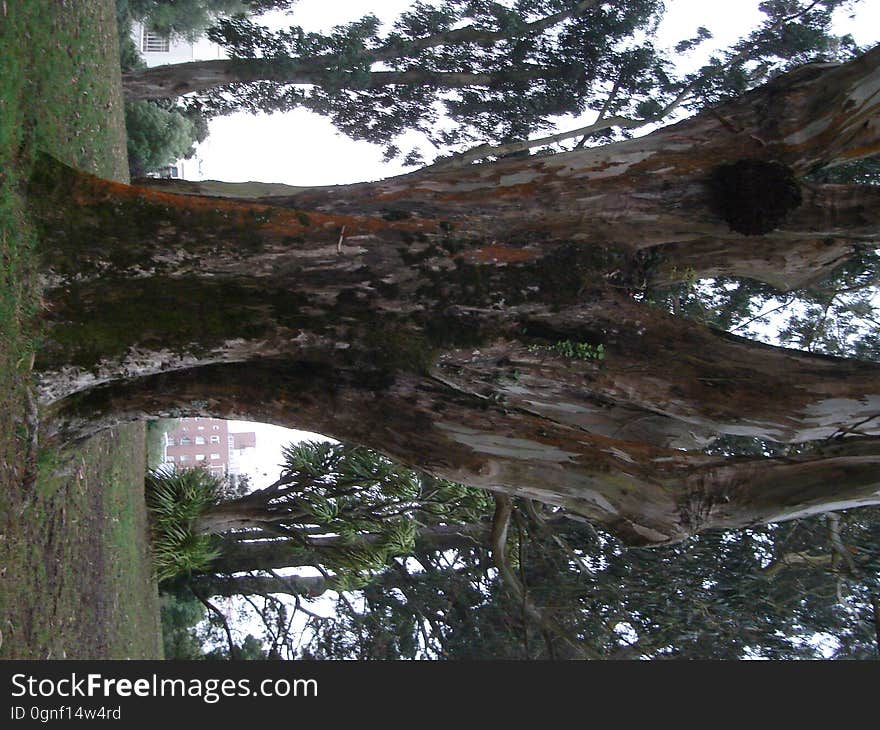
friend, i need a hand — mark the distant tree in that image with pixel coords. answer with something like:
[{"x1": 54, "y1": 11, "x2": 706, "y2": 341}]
[
  {"x1": 187, "y1": 491, "x2": 880, "y2": 659},
  {"x1": 121, "y1": 0, "x2": 861, "y2": 165},
  {"x1": 159, "y1": 585, "x2": 208, "y2": 659},
  {"x1": 146, "y1": 443, "x2": 498, "y2": 659},
  {"x1": 163, "y1": 441, "x2": 494, "y2": 587},
  {"x1": 298, "y1": 503, "x2": 880, "y2": 660},
  {"x1": 117, "y1": 3, "x2": 213, "y2": 177},
  {"x1": 124, "y1": 100, "x2": 207, "y2": 176}
]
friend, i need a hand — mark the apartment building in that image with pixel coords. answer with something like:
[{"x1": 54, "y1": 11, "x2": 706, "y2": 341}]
[{"x1": 162, "y1": 418, "x2": 256, "y2": 480}]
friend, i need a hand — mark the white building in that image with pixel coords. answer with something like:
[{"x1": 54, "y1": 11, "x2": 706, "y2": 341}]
[{"x1": 131, "y1": 21, "x2": 226, "y2": 68}]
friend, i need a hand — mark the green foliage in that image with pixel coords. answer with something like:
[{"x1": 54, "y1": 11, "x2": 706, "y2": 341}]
[
  {"x1": 159, "y1": 585, "x2": 208, "y2": 659},
  {"x1": 270, "y1": 441, "x2": 492, "y2": 587},
  {"x1": 123, "y1": 0, "x2": 249, "y2": 41},
  {"x1": 119, "y1": 31, "x2": 147, "y2": 73},
  {"x1": 124, "y1": 100, "x2": 206, "y2": 176},
  {"x1": 172, "y1": 442, "x2": 879, "y2": 660},
  {"x1": 195, "y1": 0, "x2": 672, "y2": 158},
  {"x1": 682, "y1": 0, "x2": 860, "y2": 111},
  {"x1": 145, "y1": 467, "x2": 222, "y2": 582},
  {"x1": 302, "y1": 503, "x2": 880, "y2": 660},
  {"x1": 181, "y1": 0, "x2": 864, "y2": 165},
  {"x1": 159, "y1": 582, "x2": 273, "y2": 659},
  {"x1": 204, "y1": 634, "x2": 269, "y2": 660},
  {"x1": 117, "y1": 1, "x2": 212, "y2": 178},
  {"x1": 145, "y1": 417, "x2": 180, "y2": 469},
  {"x1": 529, "y1": 339, "x2": 604, "y2": 360}
]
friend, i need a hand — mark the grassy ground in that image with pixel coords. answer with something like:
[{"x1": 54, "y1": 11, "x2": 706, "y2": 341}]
[{"x1": 0, "y1": 0, "x2": 162, "y2": 658}]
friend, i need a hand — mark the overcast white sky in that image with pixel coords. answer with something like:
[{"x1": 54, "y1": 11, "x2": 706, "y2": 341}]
[{"x1": 191, "y1": 0, "x2": 880, "y2": 485}]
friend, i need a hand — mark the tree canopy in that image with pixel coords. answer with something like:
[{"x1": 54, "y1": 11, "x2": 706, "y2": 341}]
[
  {"x1": 150, "y1": 443, "x2": 880, "y2": 660},
  {"x1": 123, "y1": 0, "x2": 866, "y2": 166}
]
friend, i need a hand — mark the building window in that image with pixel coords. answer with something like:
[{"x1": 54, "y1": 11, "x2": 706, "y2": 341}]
[
  {"x1": 179, "y1": 455, "x2": 189, "y2": 462},
  {"x1": 210, "y1": 453, "x2": 221, "y2": 460},
  {"x1": 167, "y1": 456, "x2": 175, "y2": 462},
  {"x1": 195, "y1": 454, "x2": 205, "y2": 461},
  {"x1": 198, "y1": 426, "x2": 205, "y2": 430},
  {"x1": 195, "y1": 436, "x2": 206, "y2": 445},
  {"x1": 210, "y1": 436, "x2": 220, "y2": 444},
  {"x1": 166, "y1": 437, "x2": 175, "y2": 446},
  {"x1": 180, "y1": 437, "x2": 191, "y2": 445},
  {"x1": 142, "y1": 29, "x2": 170, "y2": 53}
]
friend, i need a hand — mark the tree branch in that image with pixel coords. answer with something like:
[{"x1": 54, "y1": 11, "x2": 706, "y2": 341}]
[
  {"x1": 424, "y1": 4, "x2": 874, "y2": 170},
  {"x1": 826, "y1": 512, "x2": 859, "y2": 575},
  {"x1": 372, "y1": 0, "x2": 601, "y2": 63},
  {"x1": 490, "y1": 496, "x2": 600, "y2": 660},
  {"x1": 189, "y1": 586, "x2": 241, "y2": 660}
]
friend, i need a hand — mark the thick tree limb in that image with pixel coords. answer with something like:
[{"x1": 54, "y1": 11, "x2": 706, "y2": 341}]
[{"x1": 370, "y1": 0, "x2": 600, "y2": 63}]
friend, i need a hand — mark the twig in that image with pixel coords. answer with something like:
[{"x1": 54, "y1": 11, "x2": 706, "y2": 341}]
[
  {"x1": 190, "y1": 586, "x2": 241, "y2": 660},
  {"x1": 336, "y1": 225, "x2": 346, "y2": 254},
  {"x1": 293, "y1": 595, "x2": 331, "y2": 622},
  {"x1": 728, "y1": 297, "x2": 795, "y2": 333}
]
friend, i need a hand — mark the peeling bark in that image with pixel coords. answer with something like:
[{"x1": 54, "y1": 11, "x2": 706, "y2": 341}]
[{"x1": 27, "y1": 47, "x2": 880, "y2": 544}]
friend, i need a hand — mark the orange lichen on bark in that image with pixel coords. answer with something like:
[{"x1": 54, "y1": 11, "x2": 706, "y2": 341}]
[{"x1": 68, "y1": 166, "x2": 435, "y2": 243}]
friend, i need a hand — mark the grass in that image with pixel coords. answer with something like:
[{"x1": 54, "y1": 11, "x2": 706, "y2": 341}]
[{"x1": 0, "y1": 0, "x2": 162, "y2": 658}]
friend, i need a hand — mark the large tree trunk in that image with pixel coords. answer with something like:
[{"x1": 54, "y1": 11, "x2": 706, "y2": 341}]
[{"x1": 29, "y1": 47, "x2": 880, "y2": 544}]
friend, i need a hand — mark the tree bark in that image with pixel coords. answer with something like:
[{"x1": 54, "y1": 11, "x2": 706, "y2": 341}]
[
  {"x1": 122, "y1": 60, "x2": 546, "y2": 101},
  {"x1": 190, "y1": 562, "x2": 477, "y2": 600},
  {"x1": 192, "y1": 573, "x2": 329, "y2": 599},
  {"x1": 29, "y1": 47, "x2": 880, "y2": 544}
]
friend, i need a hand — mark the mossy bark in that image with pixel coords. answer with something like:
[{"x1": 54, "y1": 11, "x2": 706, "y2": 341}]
[{"x1": 28, "y1": 47, "x2": 880, "y2": 544}]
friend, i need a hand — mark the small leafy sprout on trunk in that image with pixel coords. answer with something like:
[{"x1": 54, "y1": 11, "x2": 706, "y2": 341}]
[{"x1": 529, "y1": 340, "x2": 605, "y2": 361}]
